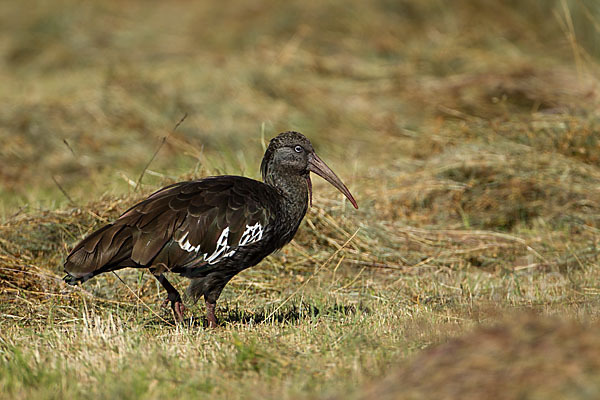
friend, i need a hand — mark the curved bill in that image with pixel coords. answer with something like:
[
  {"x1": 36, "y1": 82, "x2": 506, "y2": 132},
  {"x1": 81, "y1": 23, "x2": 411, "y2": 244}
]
[{"x1": 308, "y1": 152, "x2": 359, "y2": 209}]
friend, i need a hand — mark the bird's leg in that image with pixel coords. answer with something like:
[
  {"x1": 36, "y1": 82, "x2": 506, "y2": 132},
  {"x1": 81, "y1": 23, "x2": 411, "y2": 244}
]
[
  {"x1": 154, "y1": 274, "x2": 185, "y2": 322},
  {"x1": 205, "y1": 300, "x2": 218, "y2": 328},
  {"x1": 203, "y1": 280, "x2": 229, "y2": 328}
]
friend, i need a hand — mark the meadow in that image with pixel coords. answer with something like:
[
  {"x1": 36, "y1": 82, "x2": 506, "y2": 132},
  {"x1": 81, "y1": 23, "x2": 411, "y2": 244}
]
[{"x1": 2, "y1": 0, "x2": 600, "y2": 398}]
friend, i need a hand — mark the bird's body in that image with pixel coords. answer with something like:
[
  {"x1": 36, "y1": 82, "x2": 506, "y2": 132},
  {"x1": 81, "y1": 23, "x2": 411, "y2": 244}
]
[{"x1": 64, "y1": 131, "x2": 357, "y2": 326}]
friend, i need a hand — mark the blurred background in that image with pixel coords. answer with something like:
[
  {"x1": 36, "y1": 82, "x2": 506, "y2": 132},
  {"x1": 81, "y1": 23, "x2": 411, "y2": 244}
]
[
  {"x1": 2, "y1": 1, "x2": 600, "y2": 399},
  {"x1": 2, "y1": 0, "x2": 600, "y2": 219}
]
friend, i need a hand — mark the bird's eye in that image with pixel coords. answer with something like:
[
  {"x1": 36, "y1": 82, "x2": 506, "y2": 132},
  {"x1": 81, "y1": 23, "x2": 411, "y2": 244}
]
[{"x1": 294, "y1": 145, "x2": 303, "y2": 153}]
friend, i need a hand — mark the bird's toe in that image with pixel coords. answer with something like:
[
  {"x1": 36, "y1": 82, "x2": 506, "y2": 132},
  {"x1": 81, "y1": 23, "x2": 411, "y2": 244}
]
[{"x1": 174, "y1": 302, "x2": 186, "y2": 322}]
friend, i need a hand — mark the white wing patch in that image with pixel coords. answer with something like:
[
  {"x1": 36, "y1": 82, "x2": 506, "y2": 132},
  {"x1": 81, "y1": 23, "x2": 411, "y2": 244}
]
[
  {"x1": 176, "y1": 222, "x2": 264, "y2": 265},
  {"x1": 239, "y1": 222, "x2": 263, "y2": 245},
  {"x1": 176, "y1": 232, "x2": 201, "y2": 253}
]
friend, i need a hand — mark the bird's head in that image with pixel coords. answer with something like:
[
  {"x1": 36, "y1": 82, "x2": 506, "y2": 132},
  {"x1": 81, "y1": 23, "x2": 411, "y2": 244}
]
[{"x1": 261, "y1": 131, "x2": 358, "y2": 209}]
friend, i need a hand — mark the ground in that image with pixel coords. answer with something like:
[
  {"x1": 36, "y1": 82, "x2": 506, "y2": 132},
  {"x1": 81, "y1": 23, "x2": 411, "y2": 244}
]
[{"x1": 2, "y1": 1, "x2": 600, "y2": 399}]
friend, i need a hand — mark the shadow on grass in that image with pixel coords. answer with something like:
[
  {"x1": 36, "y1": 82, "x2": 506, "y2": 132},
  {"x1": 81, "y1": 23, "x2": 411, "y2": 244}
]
[
  {"x1": 149, "y1": 301, "x2": 367, "y2": 328},
  {"x1": 220, "y1": 302, "x2": 364, "y2": 325}
]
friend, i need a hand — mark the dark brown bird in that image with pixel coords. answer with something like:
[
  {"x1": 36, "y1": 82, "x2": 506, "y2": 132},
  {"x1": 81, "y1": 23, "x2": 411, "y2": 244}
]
[{"x1": 63, "y1": 131, "x2": 358, "y2": 327}]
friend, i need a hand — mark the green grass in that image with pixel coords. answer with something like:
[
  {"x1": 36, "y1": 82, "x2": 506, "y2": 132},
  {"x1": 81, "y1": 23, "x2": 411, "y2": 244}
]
[{"x1": 2, "y1": 0, "x2": 600, "y2": 398}]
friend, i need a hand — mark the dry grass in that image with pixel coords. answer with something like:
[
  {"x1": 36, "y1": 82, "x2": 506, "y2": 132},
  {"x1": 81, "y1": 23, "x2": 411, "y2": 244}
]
[
  {"x1": 358, "y1": 312, "x2": 600, "y2": 400},
  {"x1": 2, "y1": 0, "x2": 600, "y2": 399}
]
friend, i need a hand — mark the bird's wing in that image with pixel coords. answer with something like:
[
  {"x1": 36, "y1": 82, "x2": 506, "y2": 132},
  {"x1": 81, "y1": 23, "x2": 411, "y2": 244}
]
[
  {"x1": 119, "y1": 176, "x2": 272, "y2": 267},
  {"x1": 65, "y1": 177, "x2": 275, "y2": 277}
]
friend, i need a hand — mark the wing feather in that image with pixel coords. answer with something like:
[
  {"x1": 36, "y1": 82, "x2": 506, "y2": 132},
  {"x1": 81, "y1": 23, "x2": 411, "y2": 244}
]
[{"x1": 65, "y1": 176, "x2": 278, "y2": 277}]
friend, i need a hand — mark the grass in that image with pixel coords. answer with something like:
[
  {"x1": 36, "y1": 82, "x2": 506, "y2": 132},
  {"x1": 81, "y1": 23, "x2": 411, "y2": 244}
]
[
  {"x1": 358, "y1": 312, "x2": 600, "y2": 400},
  {"x1": 2, "y1": 0, "x2": 600, "y2": 398}
]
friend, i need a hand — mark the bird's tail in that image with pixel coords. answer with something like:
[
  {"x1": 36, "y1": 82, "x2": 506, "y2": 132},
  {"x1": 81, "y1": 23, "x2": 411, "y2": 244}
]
[
  {"x1": 63, "y1": 273, "x2": 83, "y2": 285},
  {"x1": 63, "y1": 271, "x2": 98, "y2": 285},
  {"x1": 64, "y1": 224, "x2": 134, "y2": 283}
]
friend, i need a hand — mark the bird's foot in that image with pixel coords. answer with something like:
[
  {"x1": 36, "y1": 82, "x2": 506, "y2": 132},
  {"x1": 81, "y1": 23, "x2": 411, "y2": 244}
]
[
  {"x1": 205, "y1": 301, "x2": 218, "y2": 328},
  {"x1": 162, "y1": 296, "x2": 186, "y2": 323}
]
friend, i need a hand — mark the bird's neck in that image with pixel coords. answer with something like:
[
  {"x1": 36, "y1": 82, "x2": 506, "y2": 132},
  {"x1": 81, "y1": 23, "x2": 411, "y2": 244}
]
[{"x1": 265, "y1": 169, "x2": 309, "y2": 222}]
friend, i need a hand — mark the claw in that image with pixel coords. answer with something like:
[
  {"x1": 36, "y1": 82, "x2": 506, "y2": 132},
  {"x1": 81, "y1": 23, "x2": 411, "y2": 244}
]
[
  {"x1": 153, "y1": 273, "x2": 185, "y2": 323},
  {"x1": 161, "y1": 297, "x2": 185, "y2": 323}
]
